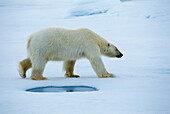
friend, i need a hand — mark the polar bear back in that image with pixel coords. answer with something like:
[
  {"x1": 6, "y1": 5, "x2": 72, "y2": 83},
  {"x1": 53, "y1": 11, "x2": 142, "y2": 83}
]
[{"x1": 27, "y1": 28, "x2": 108, "y2": 61}]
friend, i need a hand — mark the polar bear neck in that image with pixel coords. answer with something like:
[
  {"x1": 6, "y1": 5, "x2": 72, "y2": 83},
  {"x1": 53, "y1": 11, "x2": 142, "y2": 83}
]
[{"x1": 78, "y1": 28, "x2": 108, "y2": 48}]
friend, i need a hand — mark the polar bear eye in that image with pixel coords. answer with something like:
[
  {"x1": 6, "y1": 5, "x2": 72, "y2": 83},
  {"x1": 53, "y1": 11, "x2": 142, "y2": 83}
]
[{"x1": 108, "y1": 43, "x2": 110, "y2": 47}]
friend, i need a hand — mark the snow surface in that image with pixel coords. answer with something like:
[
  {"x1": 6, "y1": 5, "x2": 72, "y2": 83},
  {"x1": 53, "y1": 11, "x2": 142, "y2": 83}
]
[{"x1": 1, "y1": 0, "x2": 170, "y2": 114}]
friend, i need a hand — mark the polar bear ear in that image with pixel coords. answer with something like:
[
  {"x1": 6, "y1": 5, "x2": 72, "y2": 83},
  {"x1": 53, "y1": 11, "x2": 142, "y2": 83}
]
[{"x1": 108, "y1": 43, "x2": 110, "y2": 47}]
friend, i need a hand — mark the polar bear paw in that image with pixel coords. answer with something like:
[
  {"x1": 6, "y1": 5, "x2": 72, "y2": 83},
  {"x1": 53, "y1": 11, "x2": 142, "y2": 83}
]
[
  {"x1": 18, "y1": 62, "x2": 26, "y2": 78},
  {"x1": 31, "y1": 75, "x2": 48, "y2": 80},
  {"x1": 65, "y1": 72, "x2": 80, "y2": 78},
  {"x1": 100, "y1": 73, "x2": 115, "y2": 78}
]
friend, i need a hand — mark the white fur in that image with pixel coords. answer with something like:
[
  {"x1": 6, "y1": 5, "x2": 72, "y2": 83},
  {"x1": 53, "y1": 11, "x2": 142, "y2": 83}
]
[{"x1": 26, "y1": 28, "x2": 121, "y2": 78}]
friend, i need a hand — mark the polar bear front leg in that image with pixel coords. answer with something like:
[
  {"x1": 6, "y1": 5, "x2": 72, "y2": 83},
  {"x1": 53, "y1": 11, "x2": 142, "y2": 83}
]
[
  {"x1": 30, "y1": 57, "x2": 48, "y2": 80},
  {"x1": 89, "y1": 57, "x2": 114, "y2": 78},
  {"x1": 63, "y1": 60, "x2": 80, "y2": 78}
]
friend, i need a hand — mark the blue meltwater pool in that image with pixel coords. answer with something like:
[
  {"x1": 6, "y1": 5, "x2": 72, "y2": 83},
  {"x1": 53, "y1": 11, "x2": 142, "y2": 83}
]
[{"x1": 26, "y1": 86, "x2": 98, "y2": 93}]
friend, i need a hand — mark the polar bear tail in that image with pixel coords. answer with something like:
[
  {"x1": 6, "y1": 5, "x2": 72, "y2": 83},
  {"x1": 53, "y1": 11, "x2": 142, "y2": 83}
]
[{"x1": 18, "y1": 58, "x2": 32, "y2": 78}]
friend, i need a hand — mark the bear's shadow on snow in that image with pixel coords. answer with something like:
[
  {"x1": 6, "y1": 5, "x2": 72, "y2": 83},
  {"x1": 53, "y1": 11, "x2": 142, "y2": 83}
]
[{"x1": 48, "y1": 76, "x2": 100, "y2": 80}]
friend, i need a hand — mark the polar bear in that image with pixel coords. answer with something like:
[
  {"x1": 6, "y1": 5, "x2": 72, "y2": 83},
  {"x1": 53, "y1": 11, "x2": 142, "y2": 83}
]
[{"x1": 18, "y1": 28, "x2": 123, "y2": 80}]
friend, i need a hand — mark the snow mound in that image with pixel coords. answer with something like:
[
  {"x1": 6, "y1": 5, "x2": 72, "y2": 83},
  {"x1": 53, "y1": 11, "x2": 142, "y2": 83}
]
[
  {"x1": 71, "y1": 9, "x2": 108, "y2": 17},
  {"x1": 69, "y1": 0, "x2": 120, "y2": 17}
]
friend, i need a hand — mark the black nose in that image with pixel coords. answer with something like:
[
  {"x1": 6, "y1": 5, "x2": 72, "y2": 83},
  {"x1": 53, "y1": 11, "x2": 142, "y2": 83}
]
[{"x1": 116, "y1": 53, "x2": 123, "y2": 58}]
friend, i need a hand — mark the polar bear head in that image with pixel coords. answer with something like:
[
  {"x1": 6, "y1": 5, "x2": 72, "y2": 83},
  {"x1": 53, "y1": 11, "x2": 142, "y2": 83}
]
[{"x1": 100, "y1": 43, "x2": 123, "y2": 58}]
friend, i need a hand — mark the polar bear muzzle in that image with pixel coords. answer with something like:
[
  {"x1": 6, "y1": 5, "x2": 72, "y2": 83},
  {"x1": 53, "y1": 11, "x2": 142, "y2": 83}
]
[
  {"x1": 115, "y1": 47, "x2": 123, "y2": 58},
  {"x1": 116, "y1": 52, "x2": 123, "y2": 58}
]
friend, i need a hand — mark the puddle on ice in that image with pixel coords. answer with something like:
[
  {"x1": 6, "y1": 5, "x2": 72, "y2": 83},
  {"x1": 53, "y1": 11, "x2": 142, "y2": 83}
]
[{"x1": 26, "y1": 86, "x2": 98, "y2": 93}]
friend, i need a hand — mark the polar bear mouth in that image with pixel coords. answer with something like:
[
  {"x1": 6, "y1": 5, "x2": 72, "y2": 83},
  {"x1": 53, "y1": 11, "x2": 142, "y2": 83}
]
[{"x1": 116, "y1": 53, "x2": 123, "y2": 58}]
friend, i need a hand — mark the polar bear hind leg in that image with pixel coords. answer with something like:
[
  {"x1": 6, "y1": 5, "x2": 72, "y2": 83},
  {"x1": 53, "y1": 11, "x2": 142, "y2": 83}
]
[
  {"x1": 18, "y1": 58, "x2": 32, "y2": 78},
  {"x1": 63, "y1": 60, "x2": 80, "y2": 78},
  {"x1": 30, "y1": 57, "x2": 48, "y2": 80}
]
